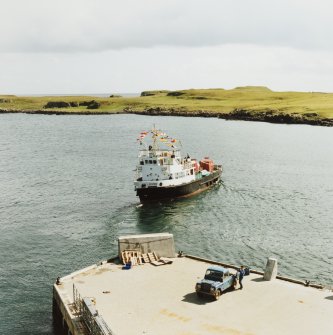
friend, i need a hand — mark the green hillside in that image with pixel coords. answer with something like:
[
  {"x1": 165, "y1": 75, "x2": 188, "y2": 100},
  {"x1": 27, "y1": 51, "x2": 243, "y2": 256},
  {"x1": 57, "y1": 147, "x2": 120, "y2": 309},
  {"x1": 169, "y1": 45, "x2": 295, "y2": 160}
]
[{"x1": 1, "y1": 87, "x2": 333, "y2": 125}]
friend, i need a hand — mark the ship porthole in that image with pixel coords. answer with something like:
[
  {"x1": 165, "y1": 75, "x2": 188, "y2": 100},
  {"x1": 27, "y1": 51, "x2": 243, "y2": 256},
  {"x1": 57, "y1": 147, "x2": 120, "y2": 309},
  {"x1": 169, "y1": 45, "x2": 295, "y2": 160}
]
[{"x1": 159, "y1": 182, "x2": 163, "y2": 187}]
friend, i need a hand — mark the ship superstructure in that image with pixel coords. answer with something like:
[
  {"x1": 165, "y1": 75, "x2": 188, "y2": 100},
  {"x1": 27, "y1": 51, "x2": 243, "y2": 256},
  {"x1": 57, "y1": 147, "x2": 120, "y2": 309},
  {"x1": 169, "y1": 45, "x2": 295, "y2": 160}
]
[{"x1": 134, "y1": 127, "x2": 222, "y2": 202}]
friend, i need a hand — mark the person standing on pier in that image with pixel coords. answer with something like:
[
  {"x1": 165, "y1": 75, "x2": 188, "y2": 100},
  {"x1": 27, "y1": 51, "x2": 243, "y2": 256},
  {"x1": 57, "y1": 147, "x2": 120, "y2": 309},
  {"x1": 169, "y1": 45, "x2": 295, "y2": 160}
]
[{"x1": 238, "y1": 266, "x2": 245, "y2": 290}]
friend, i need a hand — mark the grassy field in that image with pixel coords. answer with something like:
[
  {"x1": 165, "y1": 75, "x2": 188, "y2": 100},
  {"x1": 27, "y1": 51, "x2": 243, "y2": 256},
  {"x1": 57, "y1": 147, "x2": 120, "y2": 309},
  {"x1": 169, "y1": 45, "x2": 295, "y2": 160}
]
[{"x1": 1, "y1": 86, "x2": 333, "y2": 120}]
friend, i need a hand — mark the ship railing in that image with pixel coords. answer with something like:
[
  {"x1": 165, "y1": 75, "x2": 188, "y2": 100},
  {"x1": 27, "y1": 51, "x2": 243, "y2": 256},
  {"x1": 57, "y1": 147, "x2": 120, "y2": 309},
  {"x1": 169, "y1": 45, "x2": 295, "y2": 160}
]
[
  {"x1": 73, "y1": 284, "x2": 116, "y2": 335},
  {"x1": 139, "y1": 149, "x2": 180, "y2": 159}
]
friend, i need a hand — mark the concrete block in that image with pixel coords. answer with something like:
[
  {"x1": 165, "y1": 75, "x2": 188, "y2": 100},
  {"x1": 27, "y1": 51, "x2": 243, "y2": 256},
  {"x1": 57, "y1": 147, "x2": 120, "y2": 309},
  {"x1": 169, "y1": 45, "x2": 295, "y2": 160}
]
[
  {"x1": 263, "y1": 257, "x2": 278, "y2": 281},
  {"x1": 118, "y1": 233, "x2": 175, "y2": 258}
]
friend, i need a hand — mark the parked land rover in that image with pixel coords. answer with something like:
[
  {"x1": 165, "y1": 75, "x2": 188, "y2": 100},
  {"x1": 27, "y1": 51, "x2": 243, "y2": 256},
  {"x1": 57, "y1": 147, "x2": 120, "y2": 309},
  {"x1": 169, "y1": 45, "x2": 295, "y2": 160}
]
[{"x1": 195, "y1": 266, "x2": 237, "y2": 300}]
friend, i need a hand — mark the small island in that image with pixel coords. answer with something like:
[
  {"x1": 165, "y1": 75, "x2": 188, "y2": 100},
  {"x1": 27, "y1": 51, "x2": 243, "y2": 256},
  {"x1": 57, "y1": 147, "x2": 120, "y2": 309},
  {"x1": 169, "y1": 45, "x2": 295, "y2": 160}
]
[{"x1": 1, "y1": 86, "x2": 333, "y2": 126}]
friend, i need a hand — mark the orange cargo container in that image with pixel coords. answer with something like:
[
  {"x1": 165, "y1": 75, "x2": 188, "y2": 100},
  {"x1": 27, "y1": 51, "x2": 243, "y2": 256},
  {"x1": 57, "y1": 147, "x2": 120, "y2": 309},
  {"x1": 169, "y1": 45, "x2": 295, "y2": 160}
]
[{"x1": 199, "y1": 158, "x2": 214, "y2": 172}]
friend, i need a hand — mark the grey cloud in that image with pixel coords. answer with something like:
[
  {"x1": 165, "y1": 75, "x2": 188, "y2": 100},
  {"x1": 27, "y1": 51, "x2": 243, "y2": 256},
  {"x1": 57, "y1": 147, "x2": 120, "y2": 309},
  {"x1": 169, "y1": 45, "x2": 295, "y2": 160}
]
[{"x1": 1, "y1": 0, "x2": 333, "y2": 53}]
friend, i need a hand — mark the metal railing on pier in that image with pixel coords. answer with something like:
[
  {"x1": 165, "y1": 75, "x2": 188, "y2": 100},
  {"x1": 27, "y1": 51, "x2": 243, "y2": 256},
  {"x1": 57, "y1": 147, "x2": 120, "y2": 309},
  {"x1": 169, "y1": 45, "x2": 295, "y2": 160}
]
[{"x1": 73, "y1": 284, "x2": 115, "y2": 335}]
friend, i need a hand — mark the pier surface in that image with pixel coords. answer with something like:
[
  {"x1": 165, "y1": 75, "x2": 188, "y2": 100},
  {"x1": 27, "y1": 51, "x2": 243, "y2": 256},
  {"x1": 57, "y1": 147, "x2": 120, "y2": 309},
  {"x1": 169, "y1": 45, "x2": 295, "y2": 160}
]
[{"x1": 54, "y1": 256, "x2": 333, "y2": 335}]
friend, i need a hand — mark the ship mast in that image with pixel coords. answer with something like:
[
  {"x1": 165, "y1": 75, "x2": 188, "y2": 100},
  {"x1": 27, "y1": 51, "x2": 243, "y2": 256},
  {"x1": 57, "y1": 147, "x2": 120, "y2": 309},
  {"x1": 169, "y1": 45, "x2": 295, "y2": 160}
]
[{"x1": 151, "y1": 124, "x2": 159, "y2": 152}]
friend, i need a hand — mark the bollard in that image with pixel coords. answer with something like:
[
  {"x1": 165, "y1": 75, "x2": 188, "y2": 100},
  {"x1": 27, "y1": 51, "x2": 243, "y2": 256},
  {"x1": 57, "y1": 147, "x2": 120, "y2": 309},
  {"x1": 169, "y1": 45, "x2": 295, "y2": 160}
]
[{"x1": 263, "y1": 258, "x2": 277, "y2": 281}]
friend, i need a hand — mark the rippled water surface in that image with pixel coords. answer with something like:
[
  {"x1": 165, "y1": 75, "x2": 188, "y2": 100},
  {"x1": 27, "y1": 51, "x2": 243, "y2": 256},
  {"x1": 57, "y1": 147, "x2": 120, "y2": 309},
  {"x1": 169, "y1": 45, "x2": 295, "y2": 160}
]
[{"x1": 0, "y1": 114, "x2": 332, "y2": 334}]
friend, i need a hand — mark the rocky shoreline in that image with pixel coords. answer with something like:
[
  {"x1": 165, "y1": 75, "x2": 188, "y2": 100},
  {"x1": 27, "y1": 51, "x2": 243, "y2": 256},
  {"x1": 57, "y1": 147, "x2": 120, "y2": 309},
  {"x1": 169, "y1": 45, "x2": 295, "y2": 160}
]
[
  {"x1": 0, "y1": 108, "x2": 124, "y2": 116},
  {"x1": 1, "y1": 107, "x2": 332, "y2": 127},
  {"x1": 125, "y1": 107, "x2": 333, "y2": 127}
]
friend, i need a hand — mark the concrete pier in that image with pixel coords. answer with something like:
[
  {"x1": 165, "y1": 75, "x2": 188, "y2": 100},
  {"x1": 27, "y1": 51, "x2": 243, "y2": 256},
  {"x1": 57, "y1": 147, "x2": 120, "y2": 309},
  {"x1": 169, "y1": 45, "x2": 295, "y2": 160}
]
[{"x1": 53, "y1": 234, "x2": 333, "y2": 335}]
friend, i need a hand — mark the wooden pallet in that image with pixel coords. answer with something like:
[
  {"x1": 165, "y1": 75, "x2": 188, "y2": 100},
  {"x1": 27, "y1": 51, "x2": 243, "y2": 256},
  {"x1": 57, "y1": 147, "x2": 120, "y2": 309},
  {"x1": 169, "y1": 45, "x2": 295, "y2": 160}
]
[
  {"x1": 141, "y1": 253, "x2": 150, "y2": 263},
  {"x1": 121, "y1": 250, "x2": 142, "y2": 265},
  {"x1": 122, "y1": 250, "x2": 167, "y2": 266},
  {"x1": 147, "y1": 252, "x2": 158, "y2": 262}
]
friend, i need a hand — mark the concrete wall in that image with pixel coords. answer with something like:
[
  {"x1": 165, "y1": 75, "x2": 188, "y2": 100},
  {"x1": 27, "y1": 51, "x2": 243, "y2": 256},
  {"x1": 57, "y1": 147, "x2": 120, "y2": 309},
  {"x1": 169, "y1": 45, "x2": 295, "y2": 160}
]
[
  {"x1": 118, "y1": 233, "x2": 175, "y2": 258},
  {"x1": 53, "y1": 285, "x2": 76, "y2": 335}
]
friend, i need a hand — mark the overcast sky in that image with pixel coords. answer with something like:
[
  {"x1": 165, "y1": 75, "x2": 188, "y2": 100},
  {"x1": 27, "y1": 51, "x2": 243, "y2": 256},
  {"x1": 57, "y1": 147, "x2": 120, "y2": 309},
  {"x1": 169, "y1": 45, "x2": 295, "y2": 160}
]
[{"x1": 1, "y1": 0, "x2": 333, "y2": 94}]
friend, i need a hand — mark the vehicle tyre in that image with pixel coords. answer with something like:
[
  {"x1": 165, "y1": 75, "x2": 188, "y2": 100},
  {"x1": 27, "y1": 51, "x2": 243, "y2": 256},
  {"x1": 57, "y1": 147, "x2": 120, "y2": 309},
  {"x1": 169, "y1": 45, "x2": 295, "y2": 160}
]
[{"x1": 215, "y1": 290, "x2": 221, "y2": 300}]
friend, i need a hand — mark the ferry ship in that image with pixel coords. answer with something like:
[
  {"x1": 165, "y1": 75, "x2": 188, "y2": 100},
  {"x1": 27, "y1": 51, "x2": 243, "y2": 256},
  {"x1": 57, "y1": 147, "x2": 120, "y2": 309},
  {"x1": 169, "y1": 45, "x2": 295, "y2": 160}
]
[{"x1": 134, "y1": 127, "x2": 222, "y2": 202}]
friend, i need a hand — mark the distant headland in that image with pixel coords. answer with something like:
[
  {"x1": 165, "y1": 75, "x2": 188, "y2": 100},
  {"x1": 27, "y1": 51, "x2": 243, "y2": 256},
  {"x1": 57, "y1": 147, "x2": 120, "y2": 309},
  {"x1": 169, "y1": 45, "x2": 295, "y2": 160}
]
[{"x1": 1, "y1": 86, "x2": 332, "y2": 126}]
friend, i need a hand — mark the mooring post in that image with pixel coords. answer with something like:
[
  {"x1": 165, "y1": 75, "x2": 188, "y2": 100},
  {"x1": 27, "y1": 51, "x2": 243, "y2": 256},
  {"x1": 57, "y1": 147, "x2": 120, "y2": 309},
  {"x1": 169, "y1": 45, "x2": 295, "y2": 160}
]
[{"x1": 263, "y1": 257, "x2": 278, "y2": 281}]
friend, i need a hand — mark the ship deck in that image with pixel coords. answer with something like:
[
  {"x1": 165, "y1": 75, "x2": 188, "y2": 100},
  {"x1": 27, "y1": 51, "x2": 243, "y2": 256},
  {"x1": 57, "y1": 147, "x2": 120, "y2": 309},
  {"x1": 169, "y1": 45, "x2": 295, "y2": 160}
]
[{"x1": 54, "y1": 256, "x2": 333, "y2": 335}]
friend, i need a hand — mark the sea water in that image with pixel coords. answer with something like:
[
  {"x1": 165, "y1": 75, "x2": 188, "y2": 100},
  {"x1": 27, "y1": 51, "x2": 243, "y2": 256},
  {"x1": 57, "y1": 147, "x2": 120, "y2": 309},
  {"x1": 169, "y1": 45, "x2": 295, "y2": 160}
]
[{"x1": 0, "y1": 114, "x2": 332, "y2": 334}]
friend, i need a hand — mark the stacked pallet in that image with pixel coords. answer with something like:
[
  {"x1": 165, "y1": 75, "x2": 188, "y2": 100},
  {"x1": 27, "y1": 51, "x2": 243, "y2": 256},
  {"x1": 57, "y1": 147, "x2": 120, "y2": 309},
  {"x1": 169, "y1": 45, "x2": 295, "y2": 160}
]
[
  {"x1": 121, "y1": 250, "x2": 173, "y2": 266},
  {"x1": 121, "y1": 250, "x2": 143, "y2": 265},
  {"x1": 121, "y1": 250, "x2": 160, "y2": 266}
]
